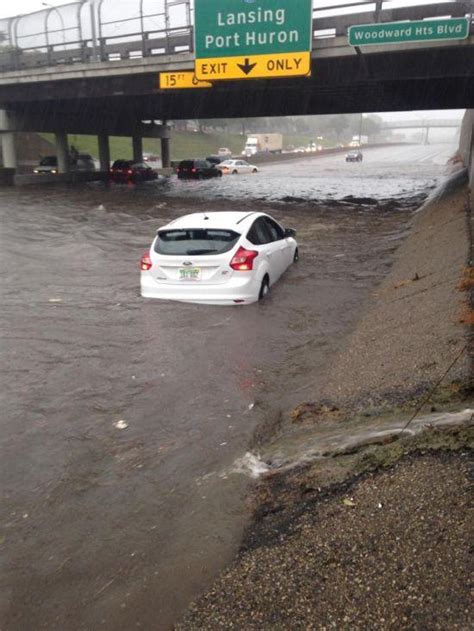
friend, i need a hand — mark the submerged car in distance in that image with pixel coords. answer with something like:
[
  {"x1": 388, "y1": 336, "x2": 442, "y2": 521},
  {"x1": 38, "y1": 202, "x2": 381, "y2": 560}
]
[
  {"x1": 109, "y1": 160, "x2": 158, "y2": 182},
  {"x1": 33, "y1": 153, "x2": 96, "y2": 174},
  {"x1": 140, "y1": 211, "x2": 298, "y2": 306},
  {"x1": 345, "y1": 150, "x2": 363, "y2": 162},
  {"x1": 176, "y1": 159, "x2": 223, "y2": 180},
  {"x1": 217, "y1": 147, "x2": 232, "y2": 158},
  {"x1": 216, "y1": 159, "x2": 259, "y2": 174}
]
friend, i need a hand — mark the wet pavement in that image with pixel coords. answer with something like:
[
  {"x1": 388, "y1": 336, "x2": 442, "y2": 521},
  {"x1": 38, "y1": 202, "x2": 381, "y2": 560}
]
[{"x1": 0, "y1": 144, "x2": 456, "y2": 630}]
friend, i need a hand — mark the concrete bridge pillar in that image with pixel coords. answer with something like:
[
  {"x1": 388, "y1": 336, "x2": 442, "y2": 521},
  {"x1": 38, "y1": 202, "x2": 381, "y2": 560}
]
[
  {"x1": 161, "y1": 136, "x2": 171, "y2": 168},
  {"x1": 0, "y1": 110, "x2": 18, "y2": 169},
  {"x1": 132, "y1": 135, "x2": 143, "y2": 163},
  {"x1": 1, "y1": 132, "x2": 18, "y2": 169},
  {"x1": 55, "y1": 131, "x2": 70, "y2": 173},
  {"x1": 98, "y1": 134, "x2": 110, "y2": 171}
]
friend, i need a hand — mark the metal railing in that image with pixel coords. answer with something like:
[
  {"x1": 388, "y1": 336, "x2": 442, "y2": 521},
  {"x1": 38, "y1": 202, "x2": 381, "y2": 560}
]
[{"x1": 0, "y1": 0, "x2": 472, "y2": 73}]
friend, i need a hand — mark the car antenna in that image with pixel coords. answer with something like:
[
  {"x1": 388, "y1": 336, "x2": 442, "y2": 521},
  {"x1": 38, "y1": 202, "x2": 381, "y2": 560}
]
[{"x1": 203, "y1": 213, "x2": 209, "y2": 220}]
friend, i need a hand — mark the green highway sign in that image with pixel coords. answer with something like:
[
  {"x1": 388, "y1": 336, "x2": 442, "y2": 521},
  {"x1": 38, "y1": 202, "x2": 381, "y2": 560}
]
[
  {"x1": 194, "y1": 0, "x2": 313, "y2": 81},
  {"x1": 348, "y1": 18, "x2": 469, "y2": 46}
]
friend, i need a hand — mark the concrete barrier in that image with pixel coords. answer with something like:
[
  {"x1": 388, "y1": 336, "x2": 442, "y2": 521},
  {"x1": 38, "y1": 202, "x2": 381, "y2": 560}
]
[
  {"x1": 458, "y1": 109, "x2": 473, "y2": 198},
  {"x1": 0, "y1": 167, "x2": 15, "y2": 186},
  {"x1": 15, "y1": 171, "x2": 108, "y2": 186}
]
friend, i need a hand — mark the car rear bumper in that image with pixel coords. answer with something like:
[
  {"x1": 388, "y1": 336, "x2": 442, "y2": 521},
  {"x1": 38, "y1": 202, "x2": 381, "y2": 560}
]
[{"x1": 140, "y1": 272, "x2": 260, "y2": 305}]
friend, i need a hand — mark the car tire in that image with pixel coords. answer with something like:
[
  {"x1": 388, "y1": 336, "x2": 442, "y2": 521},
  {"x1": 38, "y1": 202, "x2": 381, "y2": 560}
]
[
  {"x1": 258, "y1": 275, "x2": 270, "y2": 301},
  {"x1": 252, "y1": 168, "x2": 258, "y2": 173},
  {"x1": 217, "y1": 171, "x2": 223, "y2": 177},
  {"x1": 293, "y1": 247, "x2": 299, "y2": 262},
  {"x1": 232, "y1": 170, "x2": 238, "y2": 175}
]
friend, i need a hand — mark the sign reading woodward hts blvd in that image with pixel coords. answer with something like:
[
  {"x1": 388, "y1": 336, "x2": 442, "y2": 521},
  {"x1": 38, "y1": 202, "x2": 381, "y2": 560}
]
[
  {"x1": 348, "y1": 18, "x2": 469, "y2": 46},
  {"x1": 194, "y1": 0, "x2": 313, "y2": 81}
]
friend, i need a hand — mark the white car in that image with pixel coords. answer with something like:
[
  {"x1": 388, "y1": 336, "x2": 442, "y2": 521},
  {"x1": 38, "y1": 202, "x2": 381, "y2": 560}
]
[
  {"x1": 217, "y1": 147, "x2": 232, "y2": 157},
  {"x1": 140, "y1": 211, "x2": 298, "y2": 305},
  {"x1": 216, "y1": 159, "x2": 259, "y2": 174}
]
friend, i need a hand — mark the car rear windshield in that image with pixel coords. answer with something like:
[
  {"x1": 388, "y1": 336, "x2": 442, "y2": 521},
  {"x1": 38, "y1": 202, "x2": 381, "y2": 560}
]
[
  {"x1": 112, "y1": 160, "x2": 132, "y2": 169},
  {"x1": 155, "y1": 229, "x2": 240, "y2": 256}
]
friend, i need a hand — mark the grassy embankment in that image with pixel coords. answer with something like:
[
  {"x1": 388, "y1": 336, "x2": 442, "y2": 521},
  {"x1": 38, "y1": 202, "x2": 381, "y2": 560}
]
[{"x1": 40, "y1": 130, "x2": 317, "y2": 161}]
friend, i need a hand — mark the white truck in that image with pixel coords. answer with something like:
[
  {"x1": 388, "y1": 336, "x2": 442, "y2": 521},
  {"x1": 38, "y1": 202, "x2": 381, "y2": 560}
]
[
  {"x1": 349, "y1": 134, "x2": 369, "y2": 147},
  {"x1": 242, "y1": 133, "x2": 283, "y2": 157}
]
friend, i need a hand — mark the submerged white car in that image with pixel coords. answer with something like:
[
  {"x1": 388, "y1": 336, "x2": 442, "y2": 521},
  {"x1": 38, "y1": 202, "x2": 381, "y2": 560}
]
[
  {"x1": 216, "y1": 159, "x2": 259, "y2": 174},
  {"x1": 140, "y1": 211, "x2": 298, "y2": 305}
]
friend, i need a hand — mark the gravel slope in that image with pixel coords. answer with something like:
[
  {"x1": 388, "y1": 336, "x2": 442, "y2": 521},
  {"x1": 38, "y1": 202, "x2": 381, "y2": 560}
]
[{"x1": 177, "y1": 177, "x2": 473, "y2": 630}]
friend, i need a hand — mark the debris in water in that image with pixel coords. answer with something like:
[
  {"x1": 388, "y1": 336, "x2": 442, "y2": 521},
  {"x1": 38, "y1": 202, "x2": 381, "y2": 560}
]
[
  {"x1": 114, "y1": 420, "x2": 129, "y2": 430},
  {"x1": 96, "y1": 204, "x2": 106, "y2": 210},
  {"x1": 248, "y1": 403, "x2": 255, "y2": 411},
  {"x1": 48, "y1": 298, "x2": 62, "y2": 303},
  {"x1": 342, "y1": 498, "x2": 356, "y2": 507}
]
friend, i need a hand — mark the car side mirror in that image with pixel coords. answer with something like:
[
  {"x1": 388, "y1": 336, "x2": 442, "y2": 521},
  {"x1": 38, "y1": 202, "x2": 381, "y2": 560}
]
[{"x1": 285, "y1": 228, "x2": 296, "y2": 238}]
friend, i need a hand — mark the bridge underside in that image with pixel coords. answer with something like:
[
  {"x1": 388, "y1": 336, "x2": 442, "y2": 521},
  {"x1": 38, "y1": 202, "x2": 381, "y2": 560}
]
[{"x1": 2, "y1": 46, "x2": 473, "y2": 128}]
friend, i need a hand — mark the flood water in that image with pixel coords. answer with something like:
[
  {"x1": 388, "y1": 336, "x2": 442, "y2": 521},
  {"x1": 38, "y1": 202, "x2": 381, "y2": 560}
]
[{"x1": 0, "y1": 144, "x2": 456, "y2": 630}]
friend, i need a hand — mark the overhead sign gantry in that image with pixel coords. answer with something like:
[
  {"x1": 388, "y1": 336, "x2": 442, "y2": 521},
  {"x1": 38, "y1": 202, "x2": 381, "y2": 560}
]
[{"x1": 194, "y1": 0, "x2": 313, "y2": 81}]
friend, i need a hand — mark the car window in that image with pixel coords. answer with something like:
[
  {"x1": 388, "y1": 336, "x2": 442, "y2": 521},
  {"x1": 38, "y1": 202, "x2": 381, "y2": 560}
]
[
  {"x1": 179, "y1": 161, "x2": 194, "y2": 168},
  {"x1": 263, "y1": 217, "x2": 285, "y2": 241},
  {"x1": 155, "y1": 229, "x2": 240, "y2": 255},
  {"x1": 196, "y1": 160, "x2": 210, "y2": 168},
  {"x1": 247, "y1": 217, "x2": 273, "y2": 245},
  {"x1": 39, "y1": 156, "x2": 57, "y2": 166}
]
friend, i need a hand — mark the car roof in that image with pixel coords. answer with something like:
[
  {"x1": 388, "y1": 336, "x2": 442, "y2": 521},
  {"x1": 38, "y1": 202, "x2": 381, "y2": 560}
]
[{"x1": 160, "y1": 211, "x2": 264, "y2": 231}]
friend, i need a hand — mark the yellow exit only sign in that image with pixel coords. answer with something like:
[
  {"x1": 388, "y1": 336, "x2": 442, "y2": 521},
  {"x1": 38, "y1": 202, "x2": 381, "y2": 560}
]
[
  {"x1": 159, "y1": 72, "x2": 212, "y2": 89},
  {"x1": 195, "y1": 51, "x2": 311, "y2": 81}
]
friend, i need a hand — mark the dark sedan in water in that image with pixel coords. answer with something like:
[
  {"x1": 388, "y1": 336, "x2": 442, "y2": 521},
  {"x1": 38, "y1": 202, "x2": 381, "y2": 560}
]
[
  {"x1": 177, "y1": 159, "x2": 223, "y2": 180},
  {"x1": 109, "y1": 160, "x2": 158, "y2": 182}
]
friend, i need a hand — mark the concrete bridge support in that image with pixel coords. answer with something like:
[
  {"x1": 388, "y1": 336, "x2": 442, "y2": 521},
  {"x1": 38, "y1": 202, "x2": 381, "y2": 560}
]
[
  {"x1": 55, "y1": 131, "x2": 69, "y2": 173},
  {"x1": 161, "y1": 136, "x2": 170, "y2": 168},
  {"x1": 1, "y1": 132, "x2": 17, "y2": 169},
  {"x1": 98, "y1": 134, "x2": 110, "y2": 171},
  {"x1": 0, "y1": 110, "x2": 18, "y2": 169},
  {"x1": 132, "y1": 135, "x2": 143, "y2": 163}
]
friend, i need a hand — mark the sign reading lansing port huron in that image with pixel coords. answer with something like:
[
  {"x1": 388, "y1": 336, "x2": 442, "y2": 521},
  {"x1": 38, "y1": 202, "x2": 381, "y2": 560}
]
[
  {"x1": 348, "y1": 17, "x2": 469, "y2": 47},
  {"x1": 194, "y1": 0, "x2": 313, "y2": 81}
]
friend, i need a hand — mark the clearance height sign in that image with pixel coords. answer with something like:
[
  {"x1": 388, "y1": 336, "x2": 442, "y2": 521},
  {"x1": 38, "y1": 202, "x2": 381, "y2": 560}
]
[{"x1": 194, "y1": 0, "x2": 313, "y2": 81}]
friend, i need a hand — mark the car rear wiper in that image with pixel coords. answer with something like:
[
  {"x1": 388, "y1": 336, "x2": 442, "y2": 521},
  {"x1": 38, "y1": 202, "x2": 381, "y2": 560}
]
[{"x1": 186, "y1": 249, "x2": 218, "y2": 255}]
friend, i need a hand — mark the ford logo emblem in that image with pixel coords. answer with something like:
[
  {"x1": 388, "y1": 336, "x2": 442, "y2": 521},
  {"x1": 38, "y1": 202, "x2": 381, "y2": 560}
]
[{"x1": 182, "y1": 261, "x2": 193, "y2": 266}]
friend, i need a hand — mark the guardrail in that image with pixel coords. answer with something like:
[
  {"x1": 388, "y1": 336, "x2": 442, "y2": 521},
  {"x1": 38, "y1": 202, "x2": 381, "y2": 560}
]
[{"x1": 0, "y1": 0, "x2": 472, "y2": 73}]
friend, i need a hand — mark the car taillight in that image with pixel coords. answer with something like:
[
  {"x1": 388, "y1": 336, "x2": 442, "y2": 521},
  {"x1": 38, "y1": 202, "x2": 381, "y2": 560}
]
[
  {"x1": 127, "y1": 169, "x2": 133, "y2": 175},
  {"x1": 230, "y1": 246, "x2": 258, "y2": 271},
  {"x1": 191, "y1": 168, "x2": 197, "y2": 173},
  {"x1": 140, "y1": 251, "x2": 152, "y2": 271}
]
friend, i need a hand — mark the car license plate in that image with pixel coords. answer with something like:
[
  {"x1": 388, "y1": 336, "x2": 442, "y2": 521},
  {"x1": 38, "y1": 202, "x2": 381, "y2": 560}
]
[{"x1": 179, "y1": 267, "x2": 201, "y2": 281}]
